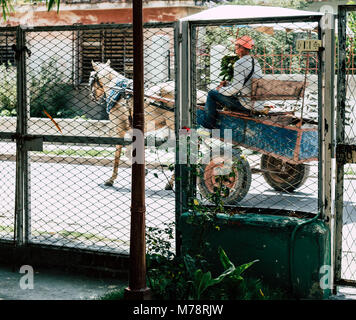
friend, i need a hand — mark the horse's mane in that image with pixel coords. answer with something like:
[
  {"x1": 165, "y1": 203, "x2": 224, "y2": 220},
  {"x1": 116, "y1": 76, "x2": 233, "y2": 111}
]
[
  {"x1": 91, "y1": 60, "x2": 207, "y2": 104},
  {"x1": 92, "y1": 61, "x2": 126, "y2": 88}
]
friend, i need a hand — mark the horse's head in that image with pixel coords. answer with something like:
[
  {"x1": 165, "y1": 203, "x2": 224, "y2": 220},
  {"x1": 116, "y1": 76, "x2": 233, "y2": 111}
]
[
  {"x1": 91, "y1": 60, "x2": 119, "y2": 87},
  {"x1": 89, "y1": 71, "x2": 105, "y2": 102},
  {"x1": 89, "y1": 62, "x2": 134, "y2": 116}
]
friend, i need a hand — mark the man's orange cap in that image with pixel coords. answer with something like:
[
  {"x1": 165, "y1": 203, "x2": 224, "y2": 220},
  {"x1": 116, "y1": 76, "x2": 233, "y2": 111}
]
[{"x1": 236, "y1": 35, "x2": 254, "y2": 49}]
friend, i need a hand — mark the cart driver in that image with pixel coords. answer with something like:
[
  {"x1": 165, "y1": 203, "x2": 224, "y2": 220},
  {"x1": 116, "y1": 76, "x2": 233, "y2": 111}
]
[{"x1": 198, "y1": 35, "x2": 264, "y2": 129}]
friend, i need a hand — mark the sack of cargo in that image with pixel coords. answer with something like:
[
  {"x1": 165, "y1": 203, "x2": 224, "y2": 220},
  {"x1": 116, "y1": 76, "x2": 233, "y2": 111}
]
[{"x1": 250, "y1": 78, "x2": 306, "y2": 101}]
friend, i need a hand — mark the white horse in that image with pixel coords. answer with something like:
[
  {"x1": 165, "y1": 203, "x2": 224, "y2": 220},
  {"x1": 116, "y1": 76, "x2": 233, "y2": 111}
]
[{"x1": 90, "y1": 60, "x2": 177, "y2": 189}]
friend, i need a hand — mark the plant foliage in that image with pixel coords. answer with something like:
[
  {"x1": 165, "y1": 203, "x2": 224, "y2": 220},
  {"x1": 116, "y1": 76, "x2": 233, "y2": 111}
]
[
  {"x1": 29, "y1": 57, "x2": 84, "y2": 118},
  {"x1": 0, "y1": 63, "x2": 16, "y2": 116},
  {"x1": 1, "y1": 0, "x2": 60, "y2": 20}
]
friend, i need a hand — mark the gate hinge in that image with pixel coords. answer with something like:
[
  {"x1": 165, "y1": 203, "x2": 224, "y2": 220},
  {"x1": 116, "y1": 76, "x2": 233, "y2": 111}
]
[
  {"x1": 11, "y1": 134, "x2": 43, "y2": 152},
  {"x1": 336, "y1": 144, "x2": 356, "y2": 164},
  {"x1": 12, "y1": 44, "x2": 31, "y2": 61}
]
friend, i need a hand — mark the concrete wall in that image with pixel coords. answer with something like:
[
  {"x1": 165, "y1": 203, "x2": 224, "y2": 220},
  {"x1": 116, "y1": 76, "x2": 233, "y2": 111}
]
[
  {"x1": 0, "y1": 2, "x2": 204, "y2": 27},
  {"x1": 0, "y1": 116, "x2": 114, "y2": 137},
  {"x1": 27, "y1": 31, "x2": 74, "y2": 82}
]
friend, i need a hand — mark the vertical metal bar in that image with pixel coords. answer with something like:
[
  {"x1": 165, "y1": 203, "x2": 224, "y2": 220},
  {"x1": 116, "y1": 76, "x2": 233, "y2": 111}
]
[
  {"x1": 180, "y1": 21, "x2": 191, "y2": 129},
  {"x1": 321, "y1": 13, "x2": 335, "y2": 294},
  {"x1": 23, "y1": 30, "x2": 31, "y2": 245},
  {"x1": 174, "y1": 20, "x2": 192, "y2": 257},
  {"x1": 321, "y1": 13, "x2": 335, "y2": 224},
  {"x1": 167, "y1": 49, "x2": 171, "y2": 81},
  {"x1": 124, "y1": 0, "x2": 151, "y2": 300},
  {"x1": 177, "y1": 20, "x2": 190, "y2": 213},
  {"x1": 14, "y1": 26, "x2": 28, "y2": 246},
  {"x1": 334, "y1": 5, "x2": 347, "y2": 287},
  {"x1": 190, "y1": 24, "x2": 198, "y2": 202},
  {"x1": 174, "y1": 21, "x2": 183, "y2": 257},
  {"x1": 317, "y1": 21, "x2": 323, "y2": 217}
]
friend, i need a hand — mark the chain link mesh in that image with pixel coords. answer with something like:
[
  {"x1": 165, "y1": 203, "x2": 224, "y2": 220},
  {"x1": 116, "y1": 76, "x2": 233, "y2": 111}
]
[
  {"x1": 190, "y1": 21, "x2": 320, "y2": 217},
  {"x1": 339, "y1": 10, "x2": 356, "y2": 283},
  {"x1": 0, "y1": 23, "x2": 176, "y2": 253},
  {"x1": 0, "y1": 14, "x2": 355, "y2": 283},
  {"x1": 0, "y1": 30, "x2": 17, "y2": 241}
]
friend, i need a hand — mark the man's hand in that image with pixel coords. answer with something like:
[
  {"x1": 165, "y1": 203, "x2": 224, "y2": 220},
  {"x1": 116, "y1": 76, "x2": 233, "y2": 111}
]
[{"x1": 217, "y1": 80, "x2": 227, "y2": 91}]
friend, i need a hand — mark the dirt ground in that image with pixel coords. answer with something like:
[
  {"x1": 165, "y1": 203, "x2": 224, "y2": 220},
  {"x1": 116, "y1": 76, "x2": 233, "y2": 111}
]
[{"x1": 0, "y1": 264, "x2": 126, "y2": 300}]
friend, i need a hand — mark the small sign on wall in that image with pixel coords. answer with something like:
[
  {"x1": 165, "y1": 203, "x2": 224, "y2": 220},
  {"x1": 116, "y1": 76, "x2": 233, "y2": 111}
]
[{"x1": 296, "y1": 39, "x2": 322, "y2": 52}]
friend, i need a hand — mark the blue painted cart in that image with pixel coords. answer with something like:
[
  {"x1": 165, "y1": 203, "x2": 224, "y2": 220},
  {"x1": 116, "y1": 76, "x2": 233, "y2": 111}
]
[{"x1": 196, "y1": 106, "x2": 318, "y2": 204}]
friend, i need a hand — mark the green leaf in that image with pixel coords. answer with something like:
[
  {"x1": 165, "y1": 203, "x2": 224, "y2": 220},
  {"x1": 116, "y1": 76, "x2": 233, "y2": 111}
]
[
  {"x1": 233, "y1": 259, "x2": 259, "y2": 278},
  {"x1": 183, "y1": 254, "x2": 196, "y2": 278},
  {"x1": 218, "y1": 246, "x2": 259, "y2": 279},
  {"x1": 196, "y1": 270, "x2": 212, "y2": 299},
  {"x1": 219, "y1": 55, "x2": 239, "y2": 81},
  {"x1": 0, "y1": 0, "x2": 13, "y2": 20},
  {"x1": 218, "y1": 246, "x2": 234, "y2": 270},
  {"x1": 46, "y1": 0, "x2": 61, "y2": 13}
]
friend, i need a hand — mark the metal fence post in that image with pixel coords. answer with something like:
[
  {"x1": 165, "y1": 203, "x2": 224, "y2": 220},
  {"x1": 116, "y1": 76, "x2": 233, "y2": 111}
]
[
  {"x1": 334, "y1": 5, "x2": 347, "y2": 288},
  {"x1": 319, "y1": 13, "x2": 335, "y2": 292},
  {"x1": 174, "y1": 20, "x2": 183, "y2": 256},
  {"x1": 320, "y1": 13, "x2": 335, "y2": 224},
  {"x1": 124, "y1": 0, "x2": 151, "y2": 300},
  {"x1": 175, "y1": 20, "x2": 191, "y2": 256},
  {"x1": 14, "y1": 26, "x2": 29, "y2": 247}
]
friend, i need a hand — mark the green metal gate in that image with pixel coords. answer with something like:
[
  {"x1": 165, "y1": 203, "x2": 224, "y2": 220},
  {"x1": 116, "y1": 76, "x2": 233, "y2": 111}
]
[
  {"x1": 0, "y1": 22, "x2": 177, "y2": 265},
  {"x1": 334, "y1": 4, "x2": 356, "y2": 288}
]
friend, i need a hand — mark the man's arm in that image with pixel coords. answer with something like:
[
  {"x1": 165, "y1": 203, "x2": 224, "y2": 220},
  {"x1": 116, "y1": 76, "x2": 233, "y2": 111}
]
[{"x1": 219, "y1": 58, "x2": 248, "y2": 96}]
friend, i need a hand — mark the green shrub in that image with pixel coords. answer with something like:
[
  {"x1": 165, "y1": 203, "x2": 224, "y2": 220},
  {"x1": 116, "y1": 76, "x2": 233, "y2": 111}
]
[
  {"x1": 144, "y1": 222, "x2": 287, "y2": 300},
  {"x1": 0, "y1": 63, "x2": 17, "y2": 117},
  {"x1": 0, "y1": 59, "x2": 85, "y2": 119},
  {"x1": 29, "y1": 57, "x2": 84, "y2": 119}
]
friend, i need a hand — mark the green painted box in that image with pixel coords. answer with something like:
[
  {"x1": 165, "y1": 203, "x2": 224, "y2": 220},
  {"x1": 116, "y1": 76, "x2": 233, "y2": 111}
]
[{"x1": 179, "y1": 211, "x2": 331, "y2": 299}]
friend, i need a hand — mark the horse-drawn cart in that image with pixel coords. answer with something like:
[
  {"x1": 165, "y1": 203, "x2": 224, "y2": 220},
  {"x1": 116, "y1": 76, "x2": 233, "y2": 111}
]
[
  {"x1": 89, "y1": 61, "x2": 318, "y2": 203},
  {"x1": 195, "y1": 78, "x2": 318, "y2": 205}
]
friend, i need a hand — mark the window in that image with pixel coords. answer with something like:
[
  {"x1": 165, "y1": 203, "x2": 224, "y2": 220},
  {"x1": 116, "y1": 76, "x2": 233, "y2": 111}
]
[
  {"x1": 79, "y1": 28, "x2": 134, "y2": 83},
  {"x1": 0, "y1": 33, "x2": 16, "y2": 66}
]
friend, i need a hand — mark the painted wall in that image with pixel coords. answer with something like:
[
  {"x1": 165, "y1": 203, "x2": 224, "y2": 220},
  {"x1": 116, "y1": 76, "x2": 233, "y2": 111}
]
[{"x1": 0, "y1": 3, "x2": 204, "y2": 27}]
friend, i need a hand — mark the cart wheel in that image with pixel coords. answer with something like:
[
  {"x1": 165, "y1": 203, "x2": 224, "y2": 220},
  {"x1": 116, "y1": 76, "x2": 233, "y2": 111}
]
[
  {"x1": 260, "y1": 154, "x2": 310, "y2": 192},
  {"x1": 197, "y1": 148, "x2": 251, "y2": 205}
]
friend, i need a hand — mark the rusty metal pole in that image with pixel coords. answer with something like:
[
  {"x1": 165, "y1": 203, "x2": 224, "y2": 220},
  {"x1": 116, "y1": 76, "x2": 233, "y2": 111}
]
[{"x1": 124, "y1": 0, "x2": 151, "y2": 300}]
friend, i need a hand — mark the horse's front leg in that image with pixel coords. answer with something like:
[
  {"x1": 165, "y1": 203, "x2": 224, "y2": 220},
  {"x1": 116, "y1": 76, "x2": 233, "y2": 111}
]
[
  {"x1": 105, "y1": 144, "x2": 123, "y2": 186},
  {"x1": 165, "y1": 173, "x2": 175, "y2": 190}
]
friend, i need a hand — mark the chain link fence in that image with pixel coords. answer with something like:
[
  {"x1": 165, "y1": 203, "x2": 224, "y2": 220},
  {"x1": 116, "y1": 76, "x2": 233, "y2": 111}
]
[
  {"x1": 187, "y1": 18, "x2": 321, "y2": 218},
  {"x1": 1, "y1": 11, "x2": 355, "y2": 287},
  {"x1": 335, "y1": 6, "x2": 356, "y2": 285},
  {"x1": 0, "y1": 28, "x2": 17, "y2": 242},
  {"x1": 0, "y1": 23, "x2": 177, "y2": 254}
]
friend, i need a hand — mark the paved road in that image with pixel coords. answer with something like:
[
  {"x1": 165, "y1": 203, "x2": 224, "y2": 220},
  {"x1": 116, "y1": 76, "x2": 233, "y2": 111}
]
[
  {"x1": 0, "y1": 157, "x2": 355, "y2": 280},
  {"x1": 0, "y1": 265, "x2": 124, "y2": 300}
]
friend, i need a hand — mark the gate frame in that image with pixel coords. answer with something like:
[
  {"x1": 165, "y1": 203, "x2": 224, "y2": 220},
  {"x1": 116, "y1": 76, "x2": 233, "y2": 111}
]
[
  {"x1": 176, "y1": 9, "x2": 339, "y2": 296},
  {"x1": 176, "y1": 11, "x2": 330, "y2": 221},
  {"x1": 334, "y1": 4, "x2": 356, "y2": 289},
  {"x1": 0, "y1": 21, "x2": 178, "y2": 274}
]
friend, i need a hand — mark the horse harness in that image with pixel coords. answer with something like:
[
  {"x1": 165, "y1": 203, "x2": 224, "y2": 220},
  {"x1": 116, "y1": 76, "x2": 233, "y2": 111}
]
[
  {"x1": 89, "y1": 71, "x2": 134, "y2": 125},
  {"x1": 89, "y1": 72, "x2": 174, "y2": 127}
]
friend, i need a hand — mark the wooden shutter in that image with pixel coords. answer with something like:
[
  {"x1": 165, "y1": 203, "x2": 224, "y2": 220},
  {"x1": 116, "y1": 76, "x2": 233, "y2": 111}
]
[
  {"x1": 81, "y1": 28, "x2": 133, "y2": 83},
  {"x1": 0, "y1": 32, "x2": 16, "y2": 66}
]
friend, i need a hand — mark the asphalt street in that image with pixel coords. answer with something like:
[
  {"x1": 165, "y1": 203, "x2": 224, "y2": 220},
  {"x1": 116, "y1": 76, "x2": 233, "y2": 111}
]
[{"x1": 0, "y1": 153, "x2": 355, "y2": 284}]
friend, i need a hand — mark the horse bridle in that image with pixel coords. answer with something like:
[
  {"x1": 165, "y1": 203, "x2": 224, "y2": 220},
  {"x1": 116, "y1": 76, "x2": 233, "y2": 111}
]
[
  {"x1": 89, "y1": 71, "x2": 133, "y2": 125},
  {"x1": 89, "y1": 71, "x2": 174, "y2": 117},
  {"x1": 89, "y1": 71, "x2": 133, "y2": 102},
  {"x1": 89, "y1": 71, "x2": 104, "y2": 102}
]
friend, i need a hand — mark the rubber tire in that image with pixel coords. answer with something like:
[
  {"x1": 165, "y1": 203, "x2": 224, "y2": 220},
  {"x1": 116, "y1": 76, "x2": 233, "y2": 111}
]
[
  {"x1": 197, "y1": 147, "x2": 251, "y2": 205},
  {"x1": 260, "y1": 154, "x2": 310, "y2": 193}
]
